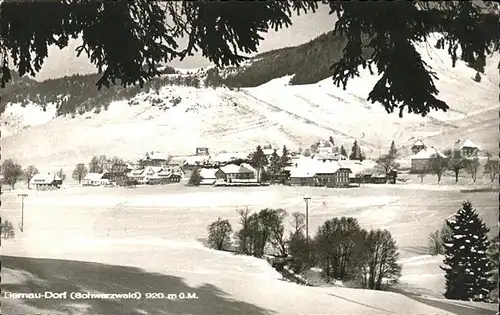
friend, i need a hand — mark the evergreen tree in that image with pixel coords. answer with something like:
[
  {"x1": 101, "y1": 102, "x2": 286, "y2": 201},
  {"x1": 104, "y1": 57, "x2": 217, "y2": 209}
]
[
  {"x1": 280, "y1": 145, "x2": 290, "y2": 169},
  {"x1": 389, "y1": 141, "x2": 397, "y2": 158},
  {"x1": 349, "y1": 140, "x2": 361, "y2": 160},
  {"x1": 249, "y1": 145, "x2": 268, "y2": 182},
  {"x1": 268, "y1": 149, "x2": 281, "y2": 177},
  {"x1": 188, "y1": 168, "x2": 202, "y2": 186},
  {"x1": 441, "y1": 201, "x2": 494, "y2": 302},
  {"x1": 340, "y1": 145, "x2": 348, "y2": 158},
  {"x1": 328, "y1": 136, "x2": 335, "y2": 146},
  {"x1": 487, "y1": 235, "x2": 499, "y2": 302}
]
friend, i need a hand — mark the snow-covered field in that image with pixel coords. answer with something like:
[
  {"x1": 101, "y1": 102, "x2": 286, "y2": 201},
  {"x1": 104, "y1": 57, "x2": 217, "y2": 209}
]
[{"x1": 1, "y1": 184, "x2": 498, "y2": 314}]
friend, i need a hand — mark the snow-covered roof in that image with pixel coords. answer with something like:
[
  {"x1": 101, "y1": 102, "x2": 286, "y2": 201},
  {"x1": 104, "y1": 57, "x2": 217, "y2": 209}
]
[
  {"x1": 219, "y1": 163, "x2": 256, "y2": 174},
  {"x1": 338, "y1": 160, "x2": 376, "y2": 176},
  {"x1": 289, "y1": 159, "x2": 350, "y2": 178},
  {"x1": 30, "y1": 173, "x2": 62, "y2": 185},
  {"x1": 411, "y1": 147, "x2": 447, "y2": 159},
  {"x1": 220, "y1": 164, "x2": 241, "y2": 174},
  {"x1": 263, "y1": 149, "x2": 276, "y2": 156},
  {"x1": 289, "y1": 168, "x2": 315, "y2": 178},
  {"x1": 199, "y1": 168, "x2": 218, "y2": 179},
  {"x1": 184, "y1": 155, "x2": 211, "y2": 165},
  {"x1": 412, "y1": 139, "x2": 428, "y2": 147},
  {"x1": 83, "y1": 173, "x2": 105, "y2": 181},
  {"x1": 145, "y1": 151, "x2": 169, "y2": 161},
  {"x1": 455, "y1": 139, "x2": 478, "y2": 150},
  {"x1": 240, "y1": 163, "x2": 256, "y2": 173},
  {"x1": 213, "y1": 152, "x2": 248, "y2": 163}
]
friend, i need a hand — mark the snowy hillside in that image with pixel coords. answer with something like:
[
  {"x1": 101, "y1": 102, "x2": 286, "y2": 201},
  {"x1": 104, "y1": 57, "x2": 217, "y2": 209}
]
[{"x1": 1, "y1": 34, "x2": 498, "y2": 174}]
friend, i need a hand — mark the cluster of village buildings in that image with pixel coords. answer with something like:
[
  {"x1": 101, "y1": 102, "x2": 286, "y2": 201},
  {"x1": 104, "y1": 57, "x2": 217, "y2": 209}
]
[{"x1": 27, "y1": 138, "x2": 480, "y2": 190}]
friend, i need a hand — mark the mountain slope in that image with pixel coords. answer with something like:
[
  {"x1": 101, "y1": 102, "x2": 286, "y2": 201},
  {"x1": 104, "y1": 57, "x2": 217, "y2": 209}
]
[{"x1": 1, "y1": 33, "x2": 498, "y2": 174}]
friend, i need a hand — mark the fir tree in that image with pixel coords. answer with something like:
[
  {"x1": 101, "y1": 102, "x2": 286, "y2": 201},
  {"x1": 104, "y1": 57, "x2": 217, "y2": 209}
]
[
  {"x1": 268, "y1": 149, "x2": 281, "y2": 176},
  {"x1": 280, "y1": 145, "x2": 290, "y2": 169},
  {"x1": 487, "y1": 235, "x2": 499, "y2": 302},
  {"x1": 328, "y1": 136, "x2": 335, "y2": 147},
  {"x1": 441, "y1": 201, "x2": 494, "y2": 302},
  {"x1": 389, "y1": 141, "x2": 397, "y2": 158},
  {"x1": 349, "y1": 140, "x2": 361, "y2": 160},
  {"x1": 249, "y1": 145, "x2": 268, "y2": 182},
  {"x1": 340, "y1": 145, "x2": 348, "y2": 158}
]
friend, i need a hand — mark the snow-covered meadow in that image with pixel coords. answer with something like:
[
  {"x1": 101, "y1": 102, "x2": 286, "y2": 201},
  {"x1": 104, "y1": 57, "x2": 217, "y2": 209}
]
[{"x1": 1, "y1": 183, "x2": 497, "y2": 314}]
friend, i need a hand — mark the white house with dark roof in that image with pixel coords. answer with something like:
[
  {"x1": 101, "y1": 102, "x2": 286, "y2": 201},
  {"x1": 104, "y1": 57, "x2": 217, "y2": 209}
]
[
  {"x1": 198, "y1": 168, "x2": 218, "y2": 185},
  {"x1": 216, "y1": 163, "x2": 257, "y2": 183},
  {"x1": 410, "y1": 147, "x2": 447, "y2": 172},
  {"x1": 288, "y1": 158, "x2": 352, "y2": 187},
  {"x1": 30, "y1": 173, "x2": 63, "y2": 190},
  {"x1": 82, "y1": 173, "x2": 109, "y2": 186},
  {"x1": 453, "y1": 139, "x2": 479, "y2": 158}
]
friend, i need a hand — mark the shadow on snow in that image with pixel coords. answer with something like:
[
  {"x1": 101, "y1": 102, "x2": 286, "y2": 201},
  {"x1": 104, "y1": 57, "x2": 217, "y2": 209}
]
[{"x1": 1, "y1": 255, "x2": 273, "y2": 315}]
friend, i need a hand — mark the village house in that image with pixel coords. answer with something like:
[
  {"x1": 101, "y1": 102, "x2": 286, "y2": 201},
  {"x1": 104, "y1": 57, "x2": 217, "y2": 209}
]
[
  {"x1": 287, "y1": 158, "x2": 353, "y2": 187},
  {"x1": 411, "y1": 139, "x2": 428, "y2": 155},
  {"x1": 140, "y1": 151, "x2": 170, "y2": 167},
  {"x1": 410, "y1": 147, "x2": 447, "y2": 173},
  {"x1": 29, "y1": 173, "x2": 63, "y2": 190},
  {"x1": 107, "y1": 162, "x2": 131, "y2": 183},
  {"x1": 196, "y1": 147, "x2": 210, "y2": 156},
  {"x1": 215, "y1": 163, "x2": 257, "y2": 183},
  {"x1": 198, "y1": 168, "x2": 218, "y2": 185},
  {"x1": 82, "y1": 173, "x2": 110, "y2": 186},
  {"x1": 312, "y1": 161, "x2": 352, "y2": 188},
  {"x1": 212, "y1": 152, "x2": 249, "y2": 165},
  {"x1": 453, "y1": 139, "x2": 479, "y2": 158},
  {"x1": 289, "y1": 168, "x2": 316, "y2": 186},
  {"x1": 127, "y1": 165, "x2": 184, "y2": 185}
]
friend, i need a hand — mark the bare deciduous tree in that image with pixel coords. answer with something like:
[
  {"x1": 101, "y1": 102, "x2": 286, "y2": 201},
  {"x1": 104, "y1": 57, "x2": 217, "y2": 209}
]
[
  {"x1": 464, "y1": 158, "x2": 480, "y2": 183},
  {"x1": 207, "y1": 217, "x2": 233, "y2": 251},
  {"x1": 448, "y1": 158, "x2": 465, "y2": 184},
  {"x1": 72, "y1": 163, "x2": 88, "y2": 184},
  {"x1": 23, "y1": 165, "x2": 39, "y2": 189}
]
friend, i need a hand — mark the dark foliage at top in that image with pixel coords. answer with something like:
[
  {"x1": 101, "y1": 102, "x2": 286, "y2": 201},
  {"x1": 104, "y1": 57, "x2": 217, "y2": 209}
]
[{"x1": 1, "y1": 1, "x2": 498, "y2": 118}]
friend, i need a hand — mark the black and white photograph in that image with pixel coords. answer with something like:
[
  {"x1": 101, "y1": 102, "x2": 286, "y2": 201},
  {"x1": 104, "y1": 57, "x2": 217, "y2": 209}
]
[{"x1": 0, "y1": 1, "x2": 499, "y2": 314}]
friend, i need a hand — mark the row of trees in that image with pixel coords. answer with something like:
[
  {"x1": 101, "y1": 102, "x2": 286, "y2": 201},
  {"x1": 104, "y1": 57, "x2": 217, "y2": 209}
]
[
  {"x1": 72, "y1": 155, "x2": 127, "y2": 184},
  {"x1": 207, "y1": 209, "x2": 402, "y2": 291},
  {"x1": 1, "y1": 159, "x2": 38, "y2": 189},
  {"x1": 427, "y1": 201, "x2": 498, "y2": 302},
  {"x1": 417, "y1": 153, "x2": 499, "y2": 184}
]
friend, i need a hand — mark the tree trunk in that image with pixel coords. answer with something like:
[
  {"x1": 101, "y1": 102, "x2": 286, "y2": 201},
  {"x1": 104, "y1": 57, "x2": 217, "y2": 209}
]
[{"x1": 455, "y1": 171, "x2": 459, "y2": 184}]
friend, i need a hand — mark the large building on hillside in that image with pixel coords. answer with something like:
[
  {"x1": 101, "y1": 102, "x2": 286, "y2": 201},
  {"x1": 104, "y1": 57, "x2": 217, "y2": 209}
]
[
  {"x1": 410, "y1": 147, "x2": 447, "y2": 172},
  {"x1": 288, "y1": 159, "x2": 352, "y2": 187},
  {"x1": 453, "y1": 139, "x2": 479, "y2": 158}
]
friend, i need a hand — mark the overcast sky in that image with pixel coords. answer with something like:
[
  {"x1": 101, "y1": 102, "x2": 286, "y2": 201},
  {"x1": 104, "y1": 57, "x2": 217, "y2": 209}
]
[{"x1": 34, "y1": 4, "x2": 335, "y2": 81}]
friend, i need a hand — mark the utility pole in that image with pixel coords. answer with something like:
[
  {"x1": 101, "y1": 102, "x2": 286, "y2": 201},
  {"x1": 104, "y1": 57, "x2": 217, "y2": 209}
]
[
  {"x1": 303, "y1": 197, "x2": 311, "y2": 244},
  {"x1": 18, "y1": 194, "x2": 28, "y2": 232}
]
